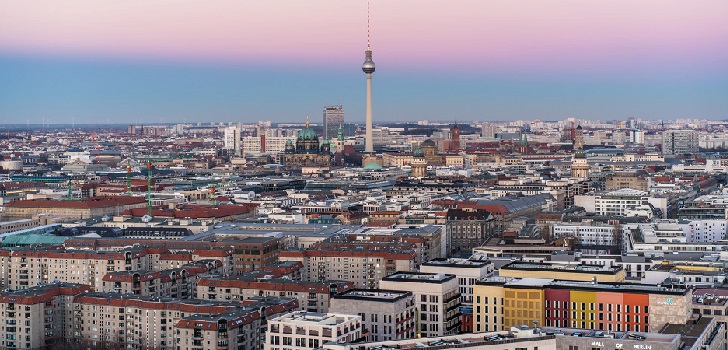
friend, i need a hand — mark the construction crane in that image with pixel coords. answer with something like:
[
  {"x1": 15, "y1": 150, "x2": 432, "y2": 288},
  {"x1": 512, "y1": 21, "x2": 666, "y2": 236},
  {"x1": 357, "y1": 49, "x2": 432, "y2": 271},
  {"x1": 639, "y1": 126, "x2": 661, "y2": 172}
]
[
  {"x1": 147, "y1": 156, "x2": 152, "y2": 216},
  {"x1": 126, "y1": 158, "x2": 132, "y2": 196}
]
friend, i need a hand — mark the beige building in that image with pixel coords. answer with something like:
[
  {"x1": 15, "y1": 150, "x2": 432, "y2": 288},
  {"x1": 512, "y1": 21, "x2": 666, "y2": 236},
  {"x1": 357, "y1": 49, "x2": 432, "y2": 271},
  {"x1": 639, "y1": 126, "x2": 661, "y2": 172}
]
[
  {"x1": 0, "y1": 283, "x2": 90, "y2": 350},
  {"x1": 606, "y1": 171, "x2": 649, "y2": 191},
  {"x1": 0, "y1": 283, "x2": 300, "y2": 350},
  {"x1": 3, "y1": 196, "x2": 148, "y2": 220},
  {"x1": 279, "y1": 249, "x2": 416, "y2": 289},
  {"x1": 379, "y1": 272, "x2": 461, "y2": 338},
  {"x1": 196, "y1": 276, "x2": 353, "y2": 313},
  {"x1": 0, "y1": 247, "x2": 230, "y2": 291},
  {"x1": 265, "y1": 311, "x2": 363, "y2": 350},
  {"x1": 100, "y1": 265, "x2": 216, "y2": 298},
  {"x1": 329, "y1": 289, "x2": 416, "y2": 342}
]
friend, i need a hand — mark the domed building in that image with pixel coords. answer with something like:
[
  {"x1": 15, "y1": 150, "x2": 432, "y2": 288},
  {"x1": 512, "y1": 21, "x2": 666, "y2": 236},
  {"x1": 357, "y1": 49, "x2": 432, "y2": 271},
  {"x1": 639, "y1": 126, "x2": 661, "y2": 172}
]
[
  {"x1": 283, "y1": 118, "x2": 333, "y2": 168},
  {"x1": 411, "y1": 147, "x2": 427, "y2": 178},
  {"x1": 420, "y1": 139, "x2": 443, "y2": 165}
]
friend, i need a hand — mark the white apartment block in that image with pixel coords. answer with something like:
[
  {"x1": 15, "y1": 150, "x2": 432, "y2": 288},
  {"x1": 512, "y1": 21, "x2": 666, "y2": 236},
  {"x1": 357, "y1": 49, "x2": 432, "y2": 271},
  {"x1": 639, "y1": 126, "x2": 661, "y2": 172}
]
[
  {"x1": 379, "y1": 272, "x2": 461, "y2": 338},
  {"x1": 574, "y1": 188, "x2": 668, "y2": 219},
  {"x1": 552, "y1": 224, "x2": 619, "y2": 246},
  {"x1": 662, "y1": 130, "x2": 698, "y2": 155},
  {"x1": 224, "y1": 126, "x2": 241, "y2": 156},
  {"x1": 265, "y1": 311, "x2": 363, "y2": 350},
  {"x1": 680, "y1": 220, "x2": 728, "y2": 243},
  {"x1": 329, "y1": 289, "x2": 416, "y2": 342},
  {"x1": 419, "y1": 258, "x2": 494, "y2": 305}
]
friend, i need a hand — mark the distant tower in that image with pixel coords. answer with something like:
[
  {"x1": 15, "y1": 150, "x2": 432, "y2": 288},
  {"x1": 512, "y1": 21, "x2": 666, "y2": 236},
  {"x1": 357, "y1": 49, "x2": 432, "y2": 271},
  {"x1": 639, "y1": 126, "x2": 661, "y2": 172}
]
[
  {"x1": 362, "y1": 1, "x2": 376, "y2": 154},
  {"x1": 450, "y1": 124, "x2": 461, "y2": 152},
  {"x1": 411, "y1": 147, "x2": 427, "y2": 178},
  {"x1": 571, "y1": 148, "x2": 589, "y2": 179},
  {"x1": 323, "y1": 105, "x2": 344, "y2": 140},
  {"x1": 573, "y1": 125, "x2": 584, "y2": 150}
]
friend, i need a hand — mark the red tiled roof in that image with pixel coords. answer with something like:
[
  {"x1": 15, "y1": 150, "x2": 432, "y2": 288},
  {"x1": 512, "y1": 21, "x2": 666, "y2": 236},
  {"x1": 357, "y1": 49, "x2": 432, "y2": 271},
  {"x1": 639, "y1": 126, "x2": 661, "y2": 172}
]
[{"x1": 6, "y1": 196, "x2": 146, "y2": 209}]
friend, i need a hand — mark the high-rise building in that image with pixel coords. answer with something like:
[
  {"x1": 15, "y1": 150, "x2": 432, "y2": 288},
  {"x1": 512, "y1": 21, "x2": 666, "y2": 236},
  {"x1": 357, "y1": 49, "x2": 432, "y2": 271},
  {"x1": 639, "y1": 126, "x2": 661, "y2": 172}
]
[
  {"x1": 379, "y1": 272, "x2": 461, "y2": 338},
  {"x1": 323, "y1": 104, "x2": 344, "y2": 140},
  {"x1": 224, "y1": 126, "x2": 241, "y2": 156},
  {"x1": 630, "y1": 129, "x2": 645, "y2": 144},
  {"x1": 662, "y1": 130, "x2": 698, "y2": 155}
]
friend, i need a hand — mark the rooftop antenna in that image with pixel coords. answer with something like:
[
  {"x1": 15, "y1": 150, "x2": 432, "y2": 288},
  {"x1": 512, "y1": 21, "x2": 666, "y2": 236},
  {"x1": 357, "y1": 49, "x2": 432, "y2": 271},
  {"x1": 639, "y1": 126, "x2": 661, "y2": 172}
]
[{"x1": 367, "y1": 0, "x2": 371, "y2": 50}]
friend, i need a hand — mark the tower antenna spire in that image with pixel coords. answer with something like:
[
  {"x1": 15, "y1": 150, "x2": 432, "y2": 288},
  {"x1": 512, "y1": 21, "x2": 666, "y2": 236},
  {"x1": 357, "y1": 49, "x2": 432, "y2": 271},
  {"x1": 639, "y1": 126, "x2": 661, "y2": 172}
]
[{"x1": 367, "y1": 0, "x2": 371, "y2": 50}]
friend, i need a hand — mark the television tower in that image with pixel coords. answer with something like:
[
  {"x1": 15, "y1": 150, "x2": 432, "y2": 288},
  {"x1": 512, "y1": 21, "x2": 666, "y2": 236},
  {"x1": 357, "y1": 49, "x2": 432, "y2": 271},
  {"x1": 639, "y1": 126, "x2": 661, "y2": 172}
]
[{"x1": 362, "y1": 0, "x2": 375, "y2": 154}]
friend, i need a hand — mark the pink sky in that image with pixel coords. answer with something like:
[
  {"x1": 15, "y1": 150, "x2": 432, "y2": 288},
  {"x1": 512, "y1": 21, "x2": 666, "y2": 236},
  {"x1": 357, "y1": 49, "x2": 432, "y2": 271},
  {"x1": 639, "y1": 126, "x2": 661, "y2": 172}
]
[{"x1": 2, "y1": 0, "x2": 727, "y2": 73}]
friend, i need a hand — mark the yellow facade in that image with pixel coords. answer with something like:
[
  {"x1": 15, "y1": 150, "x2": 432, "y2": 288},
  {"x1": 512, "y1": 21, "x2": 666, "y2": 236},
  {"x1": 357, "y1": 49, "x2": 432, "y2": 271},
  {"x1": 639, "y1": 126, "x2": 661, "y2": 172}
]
[
  {"x1": 503, "y1": 287, "x2": 545, "y2": 329},
  {"x1": 498, "y1": 268, "x2": 625, "y2": 283},
  {"x1": 569, "y1": 290, "x2": 597, "y2": 329},
  {"x1": 473, "y1": 284, "x2": 504, "y2": 333}
]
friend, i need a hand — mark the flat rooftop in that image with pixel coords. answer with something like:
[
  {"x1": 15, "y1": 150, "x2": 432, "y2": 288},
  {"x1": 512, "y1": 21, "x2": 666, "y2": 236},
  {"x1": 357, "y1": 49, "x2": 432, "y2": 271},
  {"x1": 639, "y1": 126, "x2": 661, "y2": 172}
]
[
  {"x1": 421, "y1": 258, "x2": 492, "y2": 268},
  {"x1": 272, "y1": 311, "x2": 359, "y2": 326},
  {"x1": 501, "y1": 262, "x2": 623, "y2": 274},
  {"x1": 334, "y1": 289, "x2": 412, "y2": 303},
  {"x1": 382, "y1": 271, "x2": 455, "y2": 283}
]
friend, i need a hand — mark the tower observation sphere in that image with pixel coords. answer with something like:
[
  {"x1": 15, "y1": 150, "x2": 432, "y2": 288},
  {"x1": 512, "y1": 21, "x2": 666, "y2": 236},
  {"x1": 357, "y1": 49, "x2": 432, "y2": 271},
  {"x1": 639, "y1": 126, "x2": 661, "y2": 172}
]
[{"x1": 362, "y1": 50, "x2": 376, "y2": 74}]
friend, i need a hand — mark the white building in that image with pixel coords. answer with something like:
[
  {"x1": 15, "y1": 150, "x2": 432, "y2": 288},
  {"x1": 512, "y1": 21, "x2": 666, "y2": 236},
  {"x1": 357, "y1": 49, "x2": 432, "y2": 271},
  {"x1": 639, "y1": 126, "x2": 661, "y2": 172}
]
[
  {"x1": 630, "y1": 129, "x2": 645, "y2": 144},
  {"x1": 419, "y1": 258, "x2": 494, "y2": 305},
  {"x1": 574, "y1": 189, "x2": 667, "y2": 218},
  {"x1": 552, "y1": 224, "x2": 619, "y2": 246},
  {"x1": 329, "y1": 290, "x2": 416, "y2": 342},
  {"x1": 379, "y1": 272, "x2": 461, "y2": 338},
  {"x1": 680, "y1": 220, "x2": 728, "y2": 243},
  {"x1": 662, "y1": 130, "x2": 698, "y2": 155},
  {"x1": 224, "y1": 126, "x2": 241, "y2": 156},
  {"x1": 265, "y1": 311, "x2": 363, "y2": 350}
]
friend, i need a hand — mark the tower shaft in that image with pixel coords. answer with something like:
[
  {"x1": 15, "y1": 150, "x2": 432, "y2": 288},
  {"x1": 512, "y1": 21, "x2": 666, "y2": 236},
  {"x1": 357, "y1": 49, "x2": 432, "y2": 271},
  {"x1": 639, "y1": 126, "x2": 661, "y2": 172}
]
[{"x1": 365, "y1": 73, "x2": 374, "y2": 154}]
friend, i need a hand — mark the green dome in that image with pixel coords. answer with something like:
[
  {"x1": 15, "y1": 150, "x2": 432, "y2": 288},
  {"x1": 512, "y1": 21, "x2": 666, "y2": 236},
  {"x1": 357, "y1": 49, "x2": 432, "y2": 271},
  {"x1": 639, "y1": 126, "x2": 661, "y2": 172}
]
[
  {"x1": 413, "y1": 147, "x2": 424, "y2": 157},
  {"x1": 298, "y1": 127, "x2": 318, "y2": 141},
  {"x1": 362, "y1": 162, "x2": 383, "y2": 171},
  {"x1": 285, "y1": 139, "x2": 293, "y2": 145}
]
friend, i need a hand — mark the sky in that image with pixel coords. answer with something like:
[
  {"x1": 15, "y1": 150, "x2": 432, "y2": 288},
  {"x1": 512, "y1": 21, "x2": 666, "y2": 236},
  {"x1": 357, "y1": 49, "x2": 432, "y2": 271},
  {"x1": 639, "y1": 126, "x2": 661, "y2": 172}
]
[{"x1": 1, "y1": 0, "x2": 727, "y2": 124}]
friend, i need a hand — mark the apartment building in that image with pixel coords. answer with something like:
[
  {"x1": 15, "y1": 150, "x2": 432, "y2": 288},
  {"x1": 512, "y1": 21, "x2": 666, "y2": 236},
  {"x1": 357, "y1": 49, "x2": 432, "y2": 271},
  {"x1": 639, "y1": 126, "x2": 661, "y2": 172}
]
[
  {"x1": 473, "y1": 277, "x2": 692, "y2": 333},
  {"x1": 419, "y1": 257, "x2": 493, "y2": 305},
  {"x1": 265, "y1": 311, "x2": 363, "y2": 350},
  {"x1": 662, "y1": 130, "x2": 699, "y2": 155},
  {"x1": 279, "y1": 248, "x2": 416, "y2": 289},
  {"x1": 445, "y1": 208, "x2": 496, "y2": 255},
  {"x1": 196, "y1": 276, "x2": 353, "y2": 313},
  {"x1": 0, "y1": 283, "x2": 91, "y2": 350},
  {"x1": 329, "y1": 289, "x2": 416, "y2": 342},
  {"x1": 229, "y1": 236, "x2": 280, "y2": 274},
  {"x1": 4, "y1": 248, "x2": 148, "y2": 291},
  {"x1": 100, "y1": 264, "x2": 217, "y2": 298},
  {"x1": 379, "y1": 272, "x2": 461, "y2": 338},
  {"x1": 0, "y1": 281, "x2": 302, "y2": 350}
]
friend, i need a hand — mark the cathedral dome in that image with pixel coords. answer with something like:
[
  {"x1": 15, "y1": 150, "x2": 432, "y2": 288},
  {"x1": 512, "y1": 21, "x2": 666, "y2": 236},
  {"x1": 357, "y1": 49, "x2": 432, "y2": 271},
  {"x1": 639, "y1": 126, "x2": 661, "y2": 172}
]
[
  {"x1": 298, "y1": 127, "x2": 318, "y2": 141},
  {"x1": 421, "y1": 139, "x2": 436, "y2": 147}
]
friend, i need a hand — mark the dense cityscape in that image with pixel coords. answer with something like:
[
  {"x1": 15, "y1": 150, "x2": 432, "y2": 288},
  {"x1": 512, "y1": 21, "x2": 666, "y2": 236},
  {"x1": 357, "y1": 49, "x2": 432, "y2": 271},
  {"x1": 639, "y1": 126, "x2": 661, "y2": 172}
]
[
  {"x1": 0, "y1": 112, "x2": 727, "y2": 350},
  {"x1": 3, "y1": 1, "x2": 728, "y2": 350}
]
